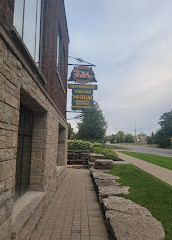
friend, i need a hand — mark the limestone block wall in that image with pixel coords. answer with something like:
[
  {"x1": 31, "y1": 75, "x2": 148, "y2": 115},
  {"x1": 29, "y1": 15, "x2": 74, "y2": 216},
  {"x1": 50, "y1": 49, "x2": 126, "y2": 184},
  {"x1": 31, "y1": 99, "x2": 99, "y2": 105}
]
[{"x1": 0, "y1": 27, "x2": 68, "y2": 239}]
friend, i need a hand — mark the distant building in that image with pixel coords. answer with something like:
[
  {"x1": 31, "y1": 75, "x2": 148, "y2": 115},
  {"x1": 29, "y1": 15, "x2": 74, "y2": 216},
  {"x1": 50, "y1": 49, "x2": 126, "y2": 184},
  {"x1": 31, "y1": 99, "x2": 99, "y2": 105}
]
[
  {"x1": 0, "y1": 0, "x2": 69, "y2": 239},
  {"x1": 136, "y1": 132, "x2": 147, "y2": 143}
]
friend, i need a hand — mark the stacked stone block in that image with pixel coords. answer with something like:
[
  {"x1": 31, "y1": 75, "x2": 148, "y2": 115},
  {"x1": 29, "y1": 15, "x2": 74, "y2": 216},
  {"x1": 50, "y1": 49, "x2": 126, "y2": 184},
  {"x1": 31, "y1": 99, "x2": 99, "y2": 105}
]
[{"x1": 90, "y1": 168, "x2": 165, "y2": 240}]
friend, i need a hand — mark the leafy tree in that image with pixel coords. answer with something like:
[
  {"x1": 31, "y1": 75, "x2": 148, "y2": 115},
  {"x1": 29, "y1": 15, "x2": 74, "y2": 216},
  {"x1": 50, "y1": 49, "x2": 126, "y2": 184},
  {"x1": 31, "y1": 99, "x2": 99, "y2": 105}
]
[
  {"x1": 125, "y1": 133, "x2": 134, "y2": 143},
  {"x1": 155, "y1": 110, "x2": 172, "y2": 148},
  {"x1": 108, "y1": 134, "x2": 117, "y2": 143},
  {"x1": 147, "y1": 136, "x2": 152, "y2": 144},
  {"x1": 147, "y1": 132, "x2": 157, "y2": 144},
  {"x1": 116, "y1": 131, "x2": 125, "y2": 143},
  {"x1": 108, "y1": 132, "x2": 134, "y2": 143},
  {"x1": 77, "y1": 101, "x2": 107, "y2": 141}
]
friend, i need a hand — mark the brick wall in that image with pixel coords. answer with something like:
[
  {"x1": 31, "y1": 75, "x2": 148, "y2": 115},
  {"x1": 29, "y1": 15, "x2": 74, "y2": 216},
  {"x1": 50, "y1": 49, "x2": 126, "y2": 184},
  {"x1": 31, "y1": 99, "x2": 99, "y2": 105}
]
[
  {"x1": 0, "y1": 1, "x2": 69, "y2": 238},
  {"x1": 0, "y1": 0, "x2": 69, "y2": 119},
  {"x1": 0, "y1": 0, "x2": 14, "y2": 30},
  {"x1": 41, "y1": 0, "x2": 69, "y2": 118},
  {"x1": 0, "y1": 30, "x2": 68, "y2": 239}
]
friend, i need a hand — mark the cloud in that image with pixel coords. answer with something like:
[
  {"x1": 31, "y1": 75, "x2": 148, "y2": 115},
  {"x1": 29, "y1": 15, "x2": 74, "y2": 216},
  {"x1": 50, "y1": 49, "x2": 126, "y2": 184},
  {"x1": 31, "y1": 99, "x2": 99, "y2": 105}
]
[{"x1": 65, "y1": 0, "x2": 172, "y2": 136}]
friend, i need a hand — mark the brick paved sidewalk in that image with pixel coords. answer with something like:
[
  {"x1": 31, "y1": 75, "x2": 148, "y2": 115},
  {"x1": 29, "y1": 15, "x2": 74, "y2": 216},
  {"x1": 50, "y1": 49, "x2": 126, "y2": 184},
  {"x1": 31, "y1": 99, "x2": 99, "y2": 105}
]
[{"x1": 31, "y1": 169, "x2": 109, "y2": 240}]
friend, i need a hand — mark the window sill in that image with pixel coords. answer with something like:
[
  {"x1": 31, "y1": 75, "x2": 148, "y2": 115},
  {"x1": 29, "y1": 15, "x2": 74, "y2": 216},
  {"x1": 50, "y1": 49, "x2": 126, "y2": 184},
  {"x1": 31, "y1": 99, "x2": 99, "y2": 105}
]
[{"x1": 11, "y1": 191, "x2": 46, "y2": 238}]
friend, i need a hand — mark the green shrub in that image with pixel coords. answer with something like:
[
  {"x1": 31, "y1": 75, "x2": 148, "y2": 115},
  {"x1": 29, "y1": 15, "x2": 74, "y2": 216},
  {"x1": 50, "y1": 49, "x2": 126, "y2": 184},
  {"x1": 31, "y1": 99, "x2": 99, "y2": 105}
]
[
  {"x1": 68, "y1": 140, "x2": 119, "y2": 160},
  {"x1": 92, "y1": 147, "x2": 119, "y2": 161},
  {"x1": 90, "y1": 142, "x2": 108, "y2": 149},
  {"x1": 103, "y1": 149, "x2": 119, "y2": 160},
  {"x1": 91, "y1": 147, "x2": 102, "y2": 154},
  {"x1": 68, "y1": 139, "x2": 92, "y2": 150}
]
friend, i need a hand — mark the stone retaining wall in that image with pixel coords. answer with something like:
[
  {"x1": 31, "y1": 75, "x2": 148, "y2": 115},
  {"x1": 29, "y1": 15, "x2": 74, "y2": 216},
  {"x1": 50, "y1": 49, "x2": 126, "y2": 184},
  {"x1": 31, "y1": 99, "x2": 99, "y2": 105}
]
[
  {"x1": 90, "y1": 168, "x2": 165, "y2": 240},
  {"x1": 68, "y1": 150, "x2": 90, "y2": 165}
]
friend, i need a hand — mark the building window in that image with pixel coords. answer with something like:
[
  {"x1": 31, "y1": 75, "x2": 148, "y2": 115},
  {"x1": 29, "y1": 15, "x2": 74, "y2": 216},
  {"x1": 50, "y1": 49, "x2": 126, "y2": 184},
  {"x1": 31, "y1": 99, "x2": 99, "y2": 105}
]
[
  {"x1": 57, "y1": 28, "x2": 62, "y2": 70},
  {"x1": 15, "y1": 105, "x2": 33, "y2": 200},
  {"x1": 13, "y1": 0, "x2": 42, "y2": 64}
]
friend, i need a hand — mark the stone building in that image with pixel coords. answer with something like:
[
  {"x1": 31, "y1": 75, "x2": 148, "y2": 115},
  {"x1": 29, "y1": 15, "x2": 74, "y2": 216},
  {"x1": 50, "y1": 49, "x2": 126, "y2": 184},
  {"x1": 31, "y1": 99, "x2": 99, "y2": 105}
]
[
  {"x1": 0, "y1": 0, "x2": 69, "y2": 239},
  {"x1": 136, "y1": 132, "x2": 147, "y2": 143}
]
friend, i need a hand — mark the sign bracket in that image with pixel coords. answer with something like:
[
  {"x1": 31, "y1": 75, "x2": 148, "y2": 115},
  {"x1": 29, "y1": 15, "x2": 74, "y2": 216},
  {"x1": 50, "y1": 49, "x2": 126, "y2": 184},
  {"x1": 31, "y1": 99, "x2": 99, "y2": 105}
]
[
  {"x1": 68, "y1": 64, "x2": 96, "y2": 67},
  {"x1": 68, "y1": 56, "x2": 96, "y2": 67}
]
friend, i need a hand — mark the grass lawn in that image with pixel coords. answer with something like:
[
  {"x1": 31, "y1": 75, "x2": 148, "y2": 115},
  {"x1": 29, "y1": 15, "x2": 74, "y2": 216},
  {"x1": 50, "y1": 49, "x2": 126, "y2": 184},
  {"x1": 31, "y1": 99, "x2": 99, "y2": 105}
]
[
  {"x1": 119, "y1": 151, "x2": 172, "y2": 171},
  {"x1": 109, "y1": 164, "x2": 172, "y2": 240}
]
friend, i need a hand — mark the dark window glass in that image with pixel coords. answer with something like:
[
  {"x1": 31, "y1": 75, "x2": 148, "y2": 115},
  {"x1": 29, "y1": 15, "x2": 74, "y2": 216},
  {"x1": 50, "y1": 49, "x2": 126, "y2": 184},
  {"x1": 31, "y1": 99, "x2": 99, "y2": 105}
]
[
  {"x1": 13, "y1": 0, "x2": 42, "y2": 64},
  {"x1": 13, "y1": 0, "x2": 25, "y2": 36},
  {"x1": 14, "y1": 105, "x2": 33, "y2": 200}
]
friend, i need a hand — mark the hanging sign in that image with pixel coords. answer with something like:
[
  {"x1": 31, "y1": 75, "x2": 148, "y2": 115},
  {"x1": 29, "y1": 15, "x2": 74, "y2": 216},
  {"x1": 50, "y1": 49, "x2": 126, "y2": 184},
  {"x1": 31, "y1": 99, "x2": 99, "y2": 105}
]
[
  {"x1": 68, "y1": 66, "x2": 97, "y2": 83},
  {"x1": 68, "y1": 65, "x2": 97, "y2": 111}
]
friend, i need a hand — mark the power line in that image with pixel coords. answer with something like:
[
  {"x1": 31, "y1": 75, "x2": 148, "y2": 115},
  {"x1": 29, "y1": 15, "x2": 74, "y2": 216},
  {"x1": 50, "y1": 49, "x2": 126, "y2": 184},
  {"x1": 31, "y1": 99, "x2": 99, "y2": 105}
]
[{"x1": 67, "y1": 114, "x2": 83, "y2": 121}]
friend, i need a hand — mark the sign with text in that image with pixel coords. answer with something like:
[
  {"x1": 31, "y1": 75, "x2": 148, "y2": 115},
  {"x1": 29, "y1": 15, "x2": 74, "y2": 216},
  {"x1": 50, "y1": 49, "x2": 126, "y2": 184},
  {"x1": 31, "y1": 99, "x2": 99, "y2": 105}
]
[
  {"x1": 72, "y1": 105, "x2": 93, "y2": 111},
  {"x1": 72, "y1": 94, "x2": 93, "y2": 100},
  {"x1": 68, "y1": 67, "x2": 97, "y2": 111},
  {"x1": 68, "y1": 84, "x2": 98, "y2": 90},
  {"x1": 72, "y1": 89, "x2": 93, "y2": 95},
  {"x1": 68, "y1": 66, "x2": 96, "y2": 83},
  {"x1": 72, "y1": 99, "x2": 93, "y2": 106}
]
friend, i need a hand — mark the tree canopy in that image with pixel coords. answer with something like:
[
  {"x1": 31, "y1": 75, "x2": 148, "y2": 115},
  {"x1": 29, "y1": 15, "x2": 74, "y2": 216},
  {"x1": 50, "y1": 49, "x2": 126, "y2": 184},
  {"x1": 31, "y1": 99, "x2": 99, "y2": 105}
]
[
  {"x1": 146, "y1": 110, "x2": 172, "y2": 148},
  {"x1": 77, "y1": 101, "x2": 107, "y2": 141},
  {"x1": 108, "y1": 132, "x2": 134, "y2": 143},
  {"x1": 155, "y1": 110, "x2": 172, "y2": 148}
]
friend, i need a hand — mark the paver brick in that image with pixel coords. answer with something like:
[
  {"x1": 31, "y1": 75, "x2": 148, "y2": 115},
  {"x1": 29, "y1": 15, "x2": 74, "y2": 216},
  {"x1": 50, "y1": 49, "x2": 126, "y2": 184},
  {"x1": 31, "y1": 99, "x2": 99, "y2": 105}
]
[{"x1": 31, "y1": 169, "x2": 109, "y2": 240}]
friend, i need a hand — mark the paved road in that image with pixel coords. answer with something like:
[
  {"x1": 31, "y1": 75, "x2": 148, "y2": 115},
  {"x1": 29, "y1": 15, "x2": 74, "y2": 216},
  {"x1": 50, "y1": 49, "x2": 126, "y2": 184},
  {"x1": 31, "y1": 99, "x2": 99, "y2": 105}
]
[{"x1": 110, "y1": 143, "x2": 172, "y2": 158}]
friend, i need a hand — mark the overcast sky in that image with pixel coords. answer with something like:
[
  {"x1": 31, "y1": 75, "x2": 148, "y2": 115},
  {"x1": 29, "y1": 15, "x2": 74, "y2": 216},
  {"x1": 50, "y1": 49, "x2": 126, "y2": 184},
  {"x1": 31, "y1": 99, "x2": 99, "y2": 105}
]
[{"x1": 65, "y1": 0, "x2": 172, "y2": 136}]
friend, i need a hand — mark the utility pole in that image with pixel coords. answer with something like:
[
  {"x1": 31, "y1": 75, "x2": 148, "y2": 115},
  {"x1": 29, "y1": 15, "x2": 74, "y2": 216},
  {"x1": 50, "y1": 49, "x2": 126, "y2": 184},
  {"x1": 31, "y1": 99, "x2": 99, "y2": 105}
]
[{"x1": 135, "y1": 121, "x2": 136, "y2": 143}]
